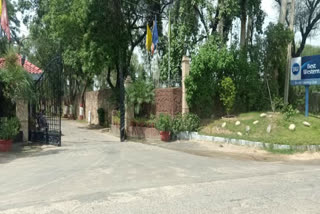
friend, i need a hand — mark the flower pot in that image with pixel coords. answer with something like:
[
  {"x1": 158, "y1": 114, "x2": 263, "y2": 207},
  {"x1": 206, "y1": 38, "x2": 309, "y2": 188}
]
[
  {"x1": 160, "y1": 131, "x2": 170, "y2": 142},
  {"x1": 0, "y1": 139, "x2": 13, "y2": 152}
]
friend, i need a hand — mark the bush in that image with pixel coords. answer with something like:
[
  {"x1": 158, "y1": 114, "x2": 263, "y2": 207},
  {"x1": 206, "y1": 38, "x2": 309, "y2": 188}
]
[
  {"x1": 171, "y1": 113, "x2": 200, "y2": 135},
  {"x1": 171, "y1": 114, "x2": 184, "y2": 134},
  {"x1": 0, "y1": 51, "x2": 35, "y2": 103},
  {"x1": 282, "y1": 104, "x2": 296, "y2": 121},
  {"x1": 220, "y1": 77, "x2": 236, "y2": 115},
  {"x1": 126, "y1": 79, "x2": 154, "y2": 115},
  {"x1": 97, "y1": 108, "x2": 105, "y2": 126},
  {"x1": 184, "y1": 113, "x2": 200, "y2": 132},
  {"x1": 185, "y1": 37, "x2": 235, "y2": 117},
  {"x1": 0, "y1": 117, "x2": 20, "y2": 140},
  {"x1": 155, "y1": 114, "x2": 172, "y2": 132}
]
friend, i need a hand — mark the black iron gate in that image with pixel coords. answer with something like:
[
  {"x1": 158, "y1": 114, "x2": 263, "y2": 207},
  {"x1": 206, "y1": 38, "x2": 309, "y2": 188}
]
[{"x1": 29, "y1": 56, "x2": 63, "y2": 146}]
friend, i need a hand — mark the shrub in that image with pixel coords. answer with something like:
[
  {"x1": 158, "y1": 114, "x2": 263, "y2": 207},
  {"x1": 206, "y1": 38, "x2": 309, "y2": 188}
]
[
  {"x1": 183, "y1": 113, "x2": 200, "y2": 132},
  {"x1": 155, "y1": 114, "x2": 172, "y2": 132},
  {"x1": 97, "y1": 108, "x2": 105, "y2": 126},
  {"x1": 171, "y1": 114, "x2": 184, "y2": 134},
  {"x1": 171, "y1": 113, "x2": 200, "y2": 135},
  {"x1": 220, "y1": 77, "x2": 236, "y2": 115},
  {"x1": 0, "y1": 51, "x2": 35, "y2": 103},
  {"x1": 0, "y1": 117, "x2": 20, "y2": 140},
  {"x1": 126, "y1": 80, "x2": 154, "y2": 115},
  {"x1": 282, "y1": 104, "x2": 296, "y2": 121}
]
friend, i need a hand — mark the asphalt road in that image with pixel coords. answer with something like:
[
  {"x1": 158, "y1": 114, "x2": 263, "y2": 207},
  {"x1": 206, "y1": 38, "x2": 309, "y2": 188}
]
[{"x1": 0, "y1": 120, "x2": 319, "y2": 214}]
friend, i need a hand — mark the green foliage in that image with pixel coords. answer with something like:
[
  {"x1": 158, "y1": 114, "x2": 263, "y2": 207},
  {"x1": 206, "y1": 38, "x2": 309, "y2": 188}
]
[
  {"x1": 171, "y1": 113, "x2": 201, "y2": 134},
  {"x1": 126, "y1": 80, "x2": 154, "y2": 115},
  {"x1": 185, "y1": 37, "x2": 235, "y2": 117},
  {"x1": 220, "y1": 77, "x2": 236, "y2": 115},
  {"x1": 263, "y1": 23, "x2": 293, "y2": 97},
  {"x1": 0, "y1": 117, "x2": 20, "y2": 140},
  {"x1": 183, "y1": 113, "x2": 201, "y2": 132},
  {"x1": 171, "y1": 114, "x2": 184, "y2": 134},
  {"x1": 282, "y1": 104, "x2": 296, "y2": 121},
  {"x1": 185, "y1": 37, "x2": 267, "y2": 117},
  {"x1": 155, "y1": 114, "x2": 172, "y2": 132},
  {"x1": 97, "y1": 108, "x2": 105, "y2": 126},
  {"x1": 0, "y1": 51, "x2": 35, "y2": 103},
  {"x1": 301, "y1": 45, "x2": 320, "y2": 57}
]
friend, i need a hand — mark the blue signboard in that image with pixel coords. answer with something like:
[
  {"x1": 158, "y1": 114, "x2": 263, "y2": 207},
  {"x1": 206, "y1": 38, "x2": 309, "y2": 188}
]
[
  {"x1": 291, "y1": 55, "x2": 320, "y2": 85},
  {"x1": 290, "y1": 55, "x2": 320, "y2": 117}
]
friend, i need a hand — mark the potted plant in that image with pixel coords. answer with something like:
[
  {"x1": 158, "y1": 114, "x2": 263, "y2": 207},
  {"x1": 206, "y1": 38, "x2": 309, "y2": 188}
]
[
  {"x1": 0, "y1": 117, "x2": 20, "y2": 152},
  {"x1": 155, "y1": 114, "x2": 172, "y2": 142}
]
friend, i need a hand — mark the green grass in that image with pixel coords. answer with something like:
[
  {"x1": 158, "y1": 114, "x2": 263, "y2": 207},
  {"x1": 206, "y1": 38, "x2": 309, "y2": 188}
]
[{"x1": 200, "y1": 112, "x2": 320, "y2": 146}]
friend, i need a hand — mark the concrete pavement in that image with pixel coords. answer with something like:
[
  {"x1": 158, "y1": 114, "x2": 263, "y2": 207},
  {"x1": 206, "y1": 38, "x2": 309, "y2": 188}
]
[{"x1": 0, "y1": 120, "x2": 319, "y2": 213}]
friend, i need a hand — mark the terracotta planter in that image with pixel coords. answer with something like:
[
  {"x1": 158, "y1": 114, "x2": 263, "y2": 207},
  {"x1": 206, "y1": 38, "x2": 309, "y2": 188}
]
[
  {"x1": 0, "y1": 139, "x2": 13, "y2": 152},
  {"x1": 160, "y1": 131, "x2": 170, "y2": 142}
]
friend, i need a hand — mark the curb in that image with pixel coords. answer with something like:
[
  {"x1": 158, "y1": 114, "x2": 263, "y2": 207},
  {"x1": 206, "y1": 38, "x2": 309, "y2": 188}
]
[{"x1": 177, "y1": 132, "x2": 320, "y2": 152}]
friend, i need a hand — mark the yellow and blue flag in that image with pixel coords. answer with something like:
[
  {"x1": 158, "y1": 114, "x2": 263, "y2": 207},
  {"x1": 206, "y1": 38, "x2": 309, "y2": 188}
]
[
  {"x1": 152, "y1": 20, "x2": 159, "y2": 55},
  {"x1": 146, "y1": 24, "x2": 152, "y2": 51}
]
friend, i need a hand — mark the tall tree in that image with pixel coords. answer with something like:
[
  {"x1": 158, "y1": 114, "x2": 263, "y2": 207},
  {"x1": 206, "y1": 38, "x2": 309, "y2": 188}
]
[{"x1": 276, "y1": 0, "x2": 320, "y2": 57}]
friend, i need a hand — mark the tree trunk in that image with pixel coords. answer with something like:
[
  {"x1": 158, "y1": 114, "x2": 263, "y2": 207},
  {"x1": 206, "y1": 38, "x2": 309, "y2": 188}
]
[
  {"x1": 279, "y1": 0, "x2": 287, "y2": 24},
  {"x1": 217, "y1": 0, "x2": 224, "y2": 38},
  {"x1": 246, "y1": 16, "x2": 253, "y2": 47},
  {"x1": 240, "y1": 0, "x2": 247, "y2": 48}
]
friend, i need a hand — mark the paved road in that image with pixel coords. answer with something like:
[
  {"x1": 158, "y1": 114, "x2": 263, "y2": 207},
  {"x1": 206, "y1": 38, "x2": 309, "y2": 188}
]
[{"x1": 0, "y1": 120, "x2": 320, "y2": 214}]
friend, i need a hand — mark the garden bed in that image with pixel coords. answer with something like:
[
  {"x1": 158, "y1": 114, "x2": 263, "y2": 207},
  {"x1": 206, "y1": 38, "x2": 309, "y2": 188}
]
[{"x1": 199, "y1": 112, "x2": 320, "y2": 146}]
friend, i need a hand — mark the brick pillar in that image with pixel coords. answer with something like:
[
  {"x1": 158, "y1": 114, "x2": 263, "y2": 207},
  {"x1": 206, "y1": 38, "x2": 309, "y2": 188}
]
[
  {"x1": 16, "y1": 100, "x2": 28, "y2": 142},
  {"x1": 124, "y1": 76, "x2": 134, "y2": 134},
  {"x1": 182, "y1": 56, "x2": 190, "y2": 114}
]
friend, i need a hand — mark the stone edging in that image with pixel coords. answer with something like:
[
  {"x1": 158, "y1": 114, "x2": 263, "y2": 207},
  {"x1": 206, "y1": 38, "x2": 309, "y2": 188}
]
[{"x1": 177, "y1": 132, "x2": 320, "y2": 152}]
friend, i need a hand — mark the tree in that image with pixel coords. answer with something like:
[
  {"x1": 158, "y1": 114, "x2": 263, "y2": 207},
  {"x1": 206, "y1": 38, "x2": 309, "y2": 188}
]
[
  {"x1": 263, "y1": 24, "x2": 293, "y2": 99},
  {"x1": 276, "y1": 0, "x2": 320, "y2": 57},
  {"x1": 185, "y1": 37, "x2": 236, "y2": 117},
  {"x1": 0, "y1": 51, "x2": 35, "y2": 103}
]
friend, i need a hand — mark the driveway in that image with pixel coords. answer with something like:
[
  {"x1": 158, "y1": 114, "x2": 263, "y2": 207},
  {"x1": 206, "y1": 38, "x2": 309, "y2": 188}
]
[{"x1": 0, "y1": 120, "x2": 319, "y2": 213}]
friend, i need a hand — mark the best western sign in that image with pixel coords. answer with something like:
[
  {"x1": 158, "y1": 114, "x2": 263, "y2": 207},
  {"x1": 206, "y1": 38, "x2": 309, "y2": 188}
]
[{"x1": 291, "y1": 55, "x2": 320, "y2": 85}]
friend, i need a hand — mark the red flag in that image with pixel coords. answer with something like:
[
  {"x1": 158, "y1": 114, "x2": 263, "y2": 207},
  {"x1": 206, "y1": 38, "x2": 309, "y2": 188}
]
[{"x1": 1, "y1": 0, "x2": 10, "y2": 41}]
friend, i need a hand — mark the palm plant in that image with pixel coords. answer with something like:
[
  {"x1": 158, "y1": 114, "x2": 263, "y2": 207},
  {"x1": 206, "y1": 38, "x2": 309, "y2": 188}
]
[{"x1": 126, "y1": 79, "x2": 155, "y2": 115}]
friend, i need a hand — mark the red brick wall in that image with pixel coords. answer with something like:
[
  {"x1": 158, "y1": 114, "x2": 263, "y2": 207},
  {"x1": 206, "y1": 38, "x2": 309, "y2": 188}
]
[
  {"x1": 111, "y1": 125, "x2": 160, "y2": 140},
  {"x1": 155, "y1": 88, "x2": 182, "y2": 116}
]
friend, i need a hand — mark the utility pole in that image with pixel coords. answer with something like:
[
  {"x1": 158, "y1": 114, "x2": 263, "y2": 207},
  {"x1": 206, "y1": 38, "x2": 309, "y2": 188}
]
[{"x1": 284, "y1": 0, "x2": 295, "y2": 105}]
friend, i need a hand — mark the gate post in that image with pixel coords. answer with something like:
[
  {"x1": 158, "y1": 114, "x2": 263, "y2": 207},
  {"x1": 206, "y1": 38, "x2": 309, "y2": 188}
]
[
  {"x1": 16, "y1": 99, "x2": 29, "y2": 142},
  {"x1": 182, "y1": 56, "x2": 190, "y2": 114},
  {"x1": 125, "y1": 76, "x2": 134, "y2": 136}
]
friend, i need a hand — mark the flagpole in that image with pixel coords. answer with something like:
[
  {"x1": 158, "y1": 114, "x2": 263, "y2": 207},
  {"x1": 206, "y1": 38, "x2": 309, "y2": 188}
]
[{"x1": 168, "y1": 10, "x2": 171, "y2": 87}]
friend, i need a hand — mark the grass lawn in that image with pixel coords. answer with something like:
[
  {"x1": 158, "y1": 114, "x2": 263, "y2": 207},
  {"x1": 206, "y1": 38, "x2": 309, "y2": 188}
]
[{"x1": 200, "y1": 112, "x2": 320, "y2": 146}]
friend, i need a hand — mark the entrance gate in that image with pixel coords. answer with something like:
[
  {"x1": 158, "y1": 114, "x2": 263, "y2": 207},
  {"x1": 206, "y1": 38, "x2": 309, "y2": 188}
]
[{"x1": 29, "y1": 57, "x2": 63, "y2": 146}]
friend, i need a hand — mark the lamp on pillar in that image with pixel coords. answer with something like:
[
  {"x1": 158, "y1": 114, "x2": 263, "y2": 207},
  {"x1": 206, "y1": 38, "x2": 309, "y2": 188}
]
[
  {"x1": 182, "y1": 56, "x2": 190, "y2": 114},
  {"x1": 124, "y1": 76, "x2": 134, "y2": 133}
]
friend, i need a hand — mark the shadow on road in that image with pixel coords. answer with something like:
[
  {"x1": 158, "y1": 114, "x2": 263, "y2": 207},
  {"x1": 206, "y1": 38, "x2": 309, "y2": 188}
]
[{"x1": 0, "y1": 143, "x2": 66, "y2": 164}]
